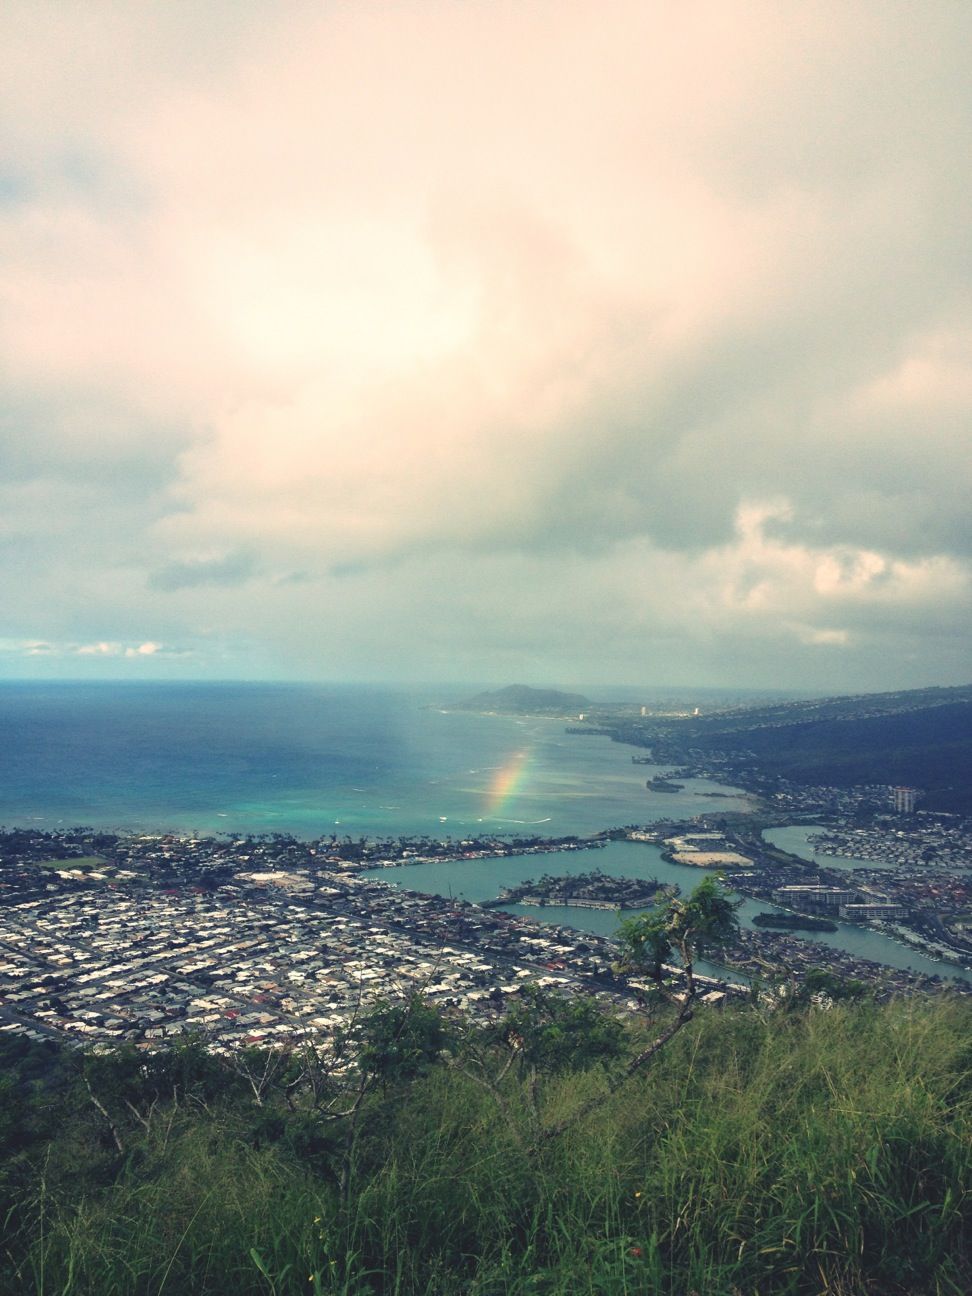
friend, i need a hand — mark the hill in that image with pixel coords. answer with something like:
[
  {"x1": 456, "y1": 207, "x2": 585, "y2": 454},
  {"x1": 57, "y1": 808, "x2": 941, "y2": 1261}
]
[
  {"x1": 2, "y1": 995, "x2": 970, "y2": 1294},
  {"x1": 608, "y1": 683, "x2": 972, "y2": 813},
  {"x1": 452, "y1": 683, "x2": 590, "y2": 714}
]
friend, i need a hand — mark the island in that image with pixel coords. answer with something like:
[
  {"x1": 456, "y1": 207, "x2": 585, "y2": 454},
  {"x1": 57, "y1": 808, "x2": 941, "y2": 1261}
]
[
  {"x1": 751, "y1": 912, "x2": 839, "y2": 933},
  {"x1": 490, "y1": 868, "x2": 675, "y2": 912}
]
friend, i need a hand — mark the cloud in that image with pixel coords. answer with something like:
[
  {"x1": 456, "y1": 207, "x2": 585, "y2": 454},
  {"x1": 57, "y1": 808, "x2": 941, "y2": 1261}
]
[
  {"x1": 795, "y1": 628, "x2": 851, "y2": 648},
  {"x1": 77, "y1": 641, "x2": 174, "y2": 657},
  {"x1": 0, "y1": 1, "x2": 970, "y2": 687},
  {"x1": 76, "y1": 642, "x2": 122, "y2": 657},
  {"x1": 125, "y1": 641, "x2": 162, "y2": 657},
  {"x1": 149, "y1": 553, "x2": 256, "y2": 592},
  {"x1": 0, "y1": 638, "x2": 179, "y2": 661}
]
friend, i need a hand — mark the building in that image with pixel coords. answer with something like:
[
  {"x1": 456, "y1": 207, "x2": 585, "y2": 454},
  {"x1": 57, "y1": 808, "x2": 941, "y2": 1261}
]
[
  {"x1": 892, "y1": 786, "x2": 918, "y2": 814},
  {"x1": 839, "y1": 902, "x2": 904, "y2": 921},
  {"x1": 771, "y1": 885, "x2": 858, "y2": 915}
]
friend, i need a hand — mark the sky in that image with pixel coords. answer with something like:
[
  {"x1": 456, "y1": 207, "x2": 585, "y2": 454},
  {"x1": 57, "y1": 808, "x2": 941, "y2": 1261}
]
[{"x1": 1, "y1": 0, "x2": 970, "y2": 692}]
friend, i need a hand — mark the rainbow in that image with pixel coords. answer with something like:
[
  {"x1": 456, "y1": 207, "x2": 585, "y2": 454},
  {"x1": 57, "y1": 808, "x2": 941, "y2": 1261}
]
[{"x1": 484, "y1": 748, "x2": 532, "y2": 818}]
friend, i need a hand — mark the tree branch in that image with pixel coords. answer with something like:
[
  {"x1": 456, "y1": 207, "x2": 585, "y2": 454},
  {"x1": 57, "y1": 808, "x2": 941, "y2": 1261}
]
[{"x1": 82, "y1": 1075, "x2": 124, "y2": 1154}]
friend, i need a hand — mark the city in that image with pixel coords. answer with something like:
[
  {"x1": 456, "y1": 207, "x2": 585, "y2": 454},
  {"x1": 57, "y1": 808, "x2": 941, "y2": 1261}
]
[{"x1": 2, "y1": 796, "x2": 969, "y2": 1057}]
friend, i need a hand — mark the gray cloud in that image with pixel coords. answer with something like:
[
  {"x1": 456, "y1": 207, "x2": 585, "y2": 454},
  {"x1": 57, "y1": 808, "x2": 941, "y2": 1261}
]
[
  {"x1": 0, "y1": 1, "x2": 969, "y2": 689},
  {"x1": 149, "y1": 552, "x2": 257, "y2": 593}
]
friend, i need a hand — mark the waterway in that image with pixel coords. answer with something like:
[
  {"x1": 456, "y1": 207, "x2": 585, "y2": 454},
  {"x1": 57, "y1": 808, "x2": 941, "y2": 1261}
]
[
  {"x1": 762, "y1": 824, "x2": 890, "y2": 870},
  {"x1": 364, "y1": 839, "x2": 972, "y2": 984}
]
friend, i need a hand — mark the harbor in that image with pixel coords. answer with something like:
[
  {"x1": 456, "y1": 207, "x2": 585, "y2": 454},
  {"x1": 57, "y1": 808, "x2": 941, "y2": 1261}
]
[{"x1": 364, "y1": 838, "x2": 972, "y2": 987}]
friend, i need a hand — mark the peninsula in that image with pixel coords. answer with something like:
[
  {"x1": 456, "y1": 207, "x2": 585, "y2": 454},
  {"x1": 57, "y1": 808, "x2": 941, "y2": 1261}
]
[{"x1": 449, "y1": 684, "x2": 590, "y2": 716}]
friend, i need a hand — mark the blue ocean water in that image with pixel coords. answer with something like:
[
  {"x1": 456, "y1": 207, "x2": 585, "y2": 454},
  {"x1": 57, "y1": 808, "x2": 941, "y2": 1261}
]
[
  {"x1": 0, "y1": 682, "x2": 748, "y2": 838},
  {"x1": 5, "y1": 683, "x2": 966, "y2": 984}
]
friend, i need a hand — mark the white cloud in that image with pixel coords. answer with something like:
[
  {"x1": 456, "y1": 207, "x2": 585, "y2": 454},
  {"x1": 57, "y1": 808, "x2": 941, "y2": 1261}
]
[
  {"x1": 701, "y1": 502, "x2": 969, "y2": 624},
  {"x1": 0, "y1": 1, "x2": 970, "y2": 687},
  {"x1": 792, "y1": 626, "x2": 851, "y2": 648},
  {"x1": 0, "y1": 639, "x2": 176, "y2": 662},
  {"x1": 125, "y1": 642, "x2": 162, "y2": 657}
]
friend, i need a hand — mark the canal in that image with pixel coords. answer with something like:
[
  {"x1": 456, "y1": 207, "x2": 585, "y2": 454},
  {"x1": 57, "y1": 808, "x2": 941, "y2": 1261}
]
[
  {"x1": 364, "y1": 838, "x2": 972, "y2": 984},
  {"x1": 762, "y1": 823, "x2": 891, "y2": 870}
]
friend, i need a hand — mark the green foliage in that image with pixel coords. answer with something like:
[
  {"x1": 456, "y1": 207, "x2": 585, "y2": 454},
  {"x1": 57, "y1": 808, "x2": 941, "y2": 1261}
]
[
  {"x1": 81, "y1": 1033, "x2": 233, "y2": 1109},
  {"x1": 616, "y1": 874, "x2": 739, "y2": 981},
  {"x1": 1, "y1": 997, "x2": 971, "y2": 1294},
  {"x1": 345, "y1": 994, "x2": 456, "y2": 1087},
  {"x1": 481, "y1": 984, "x2": 627, "y2": 1075},
  {"x1": 796, "y1": 967, "x2": 871, "y2": 1004}
]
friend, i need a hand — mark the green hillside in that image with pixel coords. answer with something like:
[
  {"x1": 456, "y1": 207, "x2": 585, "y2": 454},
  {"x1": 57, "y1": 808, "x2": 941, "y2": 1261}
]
[
  {"x1": 3, "y1": 993, "x2": 970, "y2": 1295},
  {"x1": 632, "y1": 684, "x2": 972, "y2": 813},
  {"x1": 690, "y1": 701, "x2": 970, "y2": 810}
]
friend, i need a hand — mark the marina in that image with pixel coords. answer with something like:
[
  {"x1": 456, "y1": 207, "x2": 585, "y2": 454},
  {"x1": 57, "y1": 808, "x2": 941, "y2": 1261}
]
[{"x1": 364, "y1": 839, "x2": 972, "y2": 985}]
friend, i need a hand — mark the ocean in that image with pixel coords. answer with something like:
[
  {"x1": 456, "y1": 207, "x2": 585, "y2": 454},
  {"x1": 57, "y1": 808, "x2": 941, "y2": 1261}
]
[
  {"x1": 3, "y1": 681, "x2": 968, "y2": 984},
  {"x1": 0, "y1": 681, "x2": 747, "y2": 838}
]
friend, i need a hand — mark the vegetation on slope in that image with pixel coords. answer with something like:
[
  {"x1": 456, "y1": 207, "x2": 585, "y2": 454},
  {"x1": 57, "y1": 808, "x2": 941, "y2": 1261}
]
[
  {"x1": 698, "y1": 704, "x2": 972, "y2": 812},
  {"x1": 621, "y1": 684, "x2": 972, "y2": 813},
  {"x1": 2, "y1": 988, "x2": 970, "y2": 1296}
]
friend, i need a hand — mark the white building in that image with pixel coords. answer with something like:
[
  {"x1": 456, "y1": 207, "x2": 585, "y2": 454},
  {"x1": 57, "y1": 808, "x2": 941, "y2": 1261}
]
[{"x1": 892, "y1": 786, "x2": 918, "y2": 814}]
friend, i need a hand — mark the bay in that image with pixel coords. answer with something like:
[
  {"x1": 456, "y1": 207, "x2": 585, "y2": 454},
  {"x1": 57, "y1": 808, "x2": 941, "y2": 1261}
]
[
  {"x1": 2, "y1": 682, "x2": 967, "y2": 984},
  {"x1": 0, "y1": 681, "x2": 748, "y2": 838}
]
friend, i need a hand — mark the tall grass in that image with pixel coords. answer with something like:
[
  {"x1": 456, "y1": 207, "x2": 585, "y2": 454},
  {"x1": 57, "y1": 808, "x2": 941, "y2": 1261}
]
[{"x1": 5, "y1": 997, "x2": 970, "y2": 1295}]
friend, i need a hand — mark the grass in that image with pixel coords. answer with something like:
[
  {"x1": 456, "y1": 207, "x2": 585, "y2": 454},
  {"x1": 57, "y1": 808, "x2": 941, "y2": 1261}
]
[{"x1": 2, "y1": 997, "x2": 970, "y2": 1295}]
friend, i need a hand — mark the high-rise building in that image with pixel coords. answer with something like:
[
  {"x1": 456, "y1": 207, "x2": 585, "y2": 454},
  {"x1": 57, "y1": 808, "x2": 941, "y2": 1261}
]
[{"x1": 892, "y1": 786, "x2": 917, "y2": 814}]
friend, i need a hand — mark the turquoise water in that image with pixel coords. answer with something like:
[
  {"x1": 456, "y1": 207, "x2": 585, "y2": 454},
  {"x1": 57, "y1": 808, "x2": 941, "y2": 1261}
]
[
  {"x1": 4, "y1": 683, "x2": 965, "y2": 983},
  {"x1": 762, "y1": 824, "x2": 889, "y2": 870},
  {"x1": 0, "y1": 682, "x2": 748, "y2": 838},
  {"x1": 365, "y1": 840, "x2": 972, "y2": 983}
]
